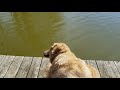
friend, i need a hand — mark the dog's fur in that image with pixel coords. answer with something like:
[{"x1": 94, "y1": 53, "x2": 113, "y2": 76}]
[{"x1": 43, "y1": 43, "x2": 100, "y2": 78}]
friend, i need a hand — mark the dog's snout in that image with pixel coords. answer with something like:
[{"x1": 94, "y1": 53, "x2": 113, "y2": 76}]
[{"x1": 43, "y1": 50, "x2": 49, "y2": 57}]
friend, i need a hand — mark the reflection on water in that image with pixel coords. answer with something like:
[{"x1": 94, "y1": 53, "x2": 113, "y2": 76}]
[{"x1": 0, "y1": 12, "x2": 120, "y2": 61}]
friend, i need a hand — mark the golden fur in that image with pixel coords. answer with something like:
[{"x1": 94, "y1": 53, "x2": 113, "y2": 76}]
[{"x1": 43, "y1": 43, "x2": 100, "y2": 78}]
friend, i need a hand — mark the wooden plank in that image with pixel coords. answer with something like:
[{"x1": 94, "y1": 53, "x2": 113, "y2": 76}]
[
  {"x1": 86, "y1": 60, "x2": 99, "y2": 70},
  {"x1": 4, "y1": 56, "x2": 24, "y2": 78},
  {"x1": 27, "y1": 57, "x2": 41, "y2": 78},
  {"x1": 114, "y1": 61, "x2": 120, "y2": 74},
  {"x1": 0, "y1": 55, "x2": 6, "y2": 65},
  {"x1": 0, "y1": 56, "x2": 15, "y2": 78},
  {"x1": 15, "y1": 57, "x2": 33, "y2": 78},
  {"x1": 0, "y1": 55, "x2": 120, "y2": 78},
  {"x1": 103, "y1": 61, "x2": 116, "y2": 78},
  {"x1": 96, "y1": 61, "x2": 109, "y2": 78},
  {"x1": 86, "y1": 60, "x2": 101, "y2": 78},
  {"x1": 38, "y1": 57, "x2": 50, "y2": 78},
  {"x1": 108, "y1": 61, "x2": 120, "y2": 78},
  {"x1": 0, "y1": 55, "x2": 5, "y2": 60}
]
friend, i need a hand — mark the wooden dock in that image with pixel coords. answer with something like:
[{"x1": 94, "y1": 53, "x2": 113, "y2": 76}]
[{"x1": 0, "y1": 55, "x2": 120, "y2": 78}]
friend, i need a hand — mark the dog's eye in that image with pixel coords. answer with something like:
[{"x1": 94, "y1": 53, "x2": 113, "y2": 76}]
[{"x1": 51, "y1": 50, "x2": 58, "y2": 54}]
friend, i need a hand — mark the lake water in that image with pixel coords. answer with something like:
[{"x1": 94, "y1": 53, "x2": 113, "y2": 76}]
[{"x1": 0, "y1": 12, "x2": 120, "y2": 61}]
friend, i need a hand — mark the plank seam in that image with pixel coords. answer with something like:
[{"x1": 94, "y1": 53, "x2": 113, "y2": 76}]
[
  {"x1": 0, "y1": 55, "x2": 9, "y2": 66},
  {"x1": 26, "y1": 57, "x2": 34, "y2": 78},
  {"x1": 95, "y1": 60, "x2": 102, "y2": 78},
  {"x1": 6, "y1": 56, "x2": 25, "y2": 78},
  {"x1": 3, "y1": 56, "x2": 16, "y2": 78},
  {"x1": 37, "y1": 57, "x2": 44, "y2": 78},
  {"x1": 0, "y1": 56, "x2": 5, "y2": 65},
  {"x1": 15, "y1": 56, "x2": 25, "y2": 78},
  {"x1": 32, "y1": 57, "x2": 41, "y2": 78}
]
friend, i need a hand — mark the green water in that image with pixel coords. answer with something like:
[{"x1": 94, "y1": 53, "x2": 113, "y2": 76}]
[{"x1": 0, "y1": 12, "x2": 120, "y2": 60}]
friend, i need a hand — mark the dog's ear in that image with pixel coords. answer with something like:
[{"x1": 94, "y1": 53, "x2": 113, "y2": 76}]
[
  {"x1": 57, "y1": 44, "x2": 67, "y2": 53},
  {"x1": 51, "y1": 43, "x2": 67, "y2": 55}
]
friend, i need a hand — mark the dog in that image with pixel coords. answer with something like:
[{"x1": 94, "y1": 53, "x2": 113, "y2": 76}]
[{"x1": 43, "y1": 43, "x2": 100, "y2": 78}]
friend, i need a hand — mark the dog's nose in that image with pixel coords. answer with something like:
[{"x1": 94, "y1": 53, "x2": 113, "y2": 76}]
[{"x1": 43, "y1": 50, "x2": 49, "y2": 57}]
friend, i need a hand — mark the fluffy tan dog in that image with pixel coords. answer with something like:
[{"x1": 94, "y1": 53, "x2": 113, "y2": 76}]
[{"x1": 43, "y1": 43, "x2": 100, "y2": 78}]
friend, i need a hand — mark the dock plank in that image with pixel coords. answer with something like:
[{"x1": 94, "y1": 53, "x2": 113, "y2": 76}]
[
  {"x1": 27, "y1": 57, "x2": 41, "y2": 78},
  {"x1": 15, "y1": 57, "x2": 33, "y2": 78},
  {"x1": 86, "y1": 60, "x2": 98, "y2": 71},
  {"x1": 0, "y1": 55, "x2": 6, "y2": 65},
  {"x1": 38, "y1": 57, "x2": 50, "y2": 78},
  {"x1": 0, "y1": 55, "x2": 120, "y2": 78},
  {"x1": 114, "y1": 61, "x2": 120, "y2": 74},
  {"x1": 104, "y1": 61, "x2": 116, "y2": 78},
  {"x1": 0, "y1": 56, "x2": 15, "y2": 78},
  {"x1": 4, "y1": 56, "x2": 24, "y2": 78},
  {"x1": 96, "y1": 61, "x2": 109, "y2": 78},
  {"x1": 108, "y1": 61, "x2": 120, "y2": 78}
]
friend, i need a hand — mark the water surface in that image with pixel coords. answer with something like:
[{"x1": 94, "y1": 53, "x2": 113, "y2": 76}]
[{"x1": 0, "y1": 12, "x2": 120, "y2": 60}]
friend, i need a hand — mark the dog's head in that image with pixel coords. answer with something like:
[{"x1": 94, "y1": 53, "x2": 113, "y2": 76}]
[{"x1": 43, "y1": 43, "x2": 71, "y2": 63}]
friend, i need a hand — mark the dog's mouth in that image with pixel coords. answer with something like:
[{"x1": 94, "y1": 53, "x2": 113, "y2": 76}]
[{"x1": 43, "y1": 50, "x2": 49, "y2": 57}]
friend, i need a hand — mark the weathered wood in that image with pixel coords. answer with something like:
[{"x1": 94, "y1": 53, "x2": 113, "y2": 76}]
[
  {"x1": 27, "y1": 57, "x2": 41, "y2": 78},
  {"x1": 38, "y1": 57, "x2": 50, "y2": 78},
  {"x1": 104, "y1": 61, "x2": 116, "y2": 78},
  {"x1": 96, "y1": 61, "x2": 109, "y2": 78},
  {"x1": 0, "y1": 55, "x2": 6, "y2": 65},
  {"x1": 15, "y1": 57, "x2": 33, "y2": 78},
  {"x1": 0, "y1": 55, "x2": 4, "y2": 60},
  {"x1": 0, "y1": 56, "x2": 15, "y2": 78},
  {"x1": 114, "y1": 61, "x2": 120, "y2": 75},
  {"x1": 86, "y1": 60, "x2": 98, "y2": 70},
  {"x1": 4, "y1": 56, "x2": 24, "y2": 78},
  {"x1": 108, "y1": 61, "x2": 120, "y2": 78},
  {"x1": 0, "y1": 55, "x2": 120, "y2": 78}
]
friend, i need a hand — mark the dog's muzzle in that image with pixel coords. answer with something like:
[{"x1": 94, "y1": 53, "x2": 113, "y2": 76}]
[{"x1": 43, "y1": 50, "x2": 49, "y2": 57}]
